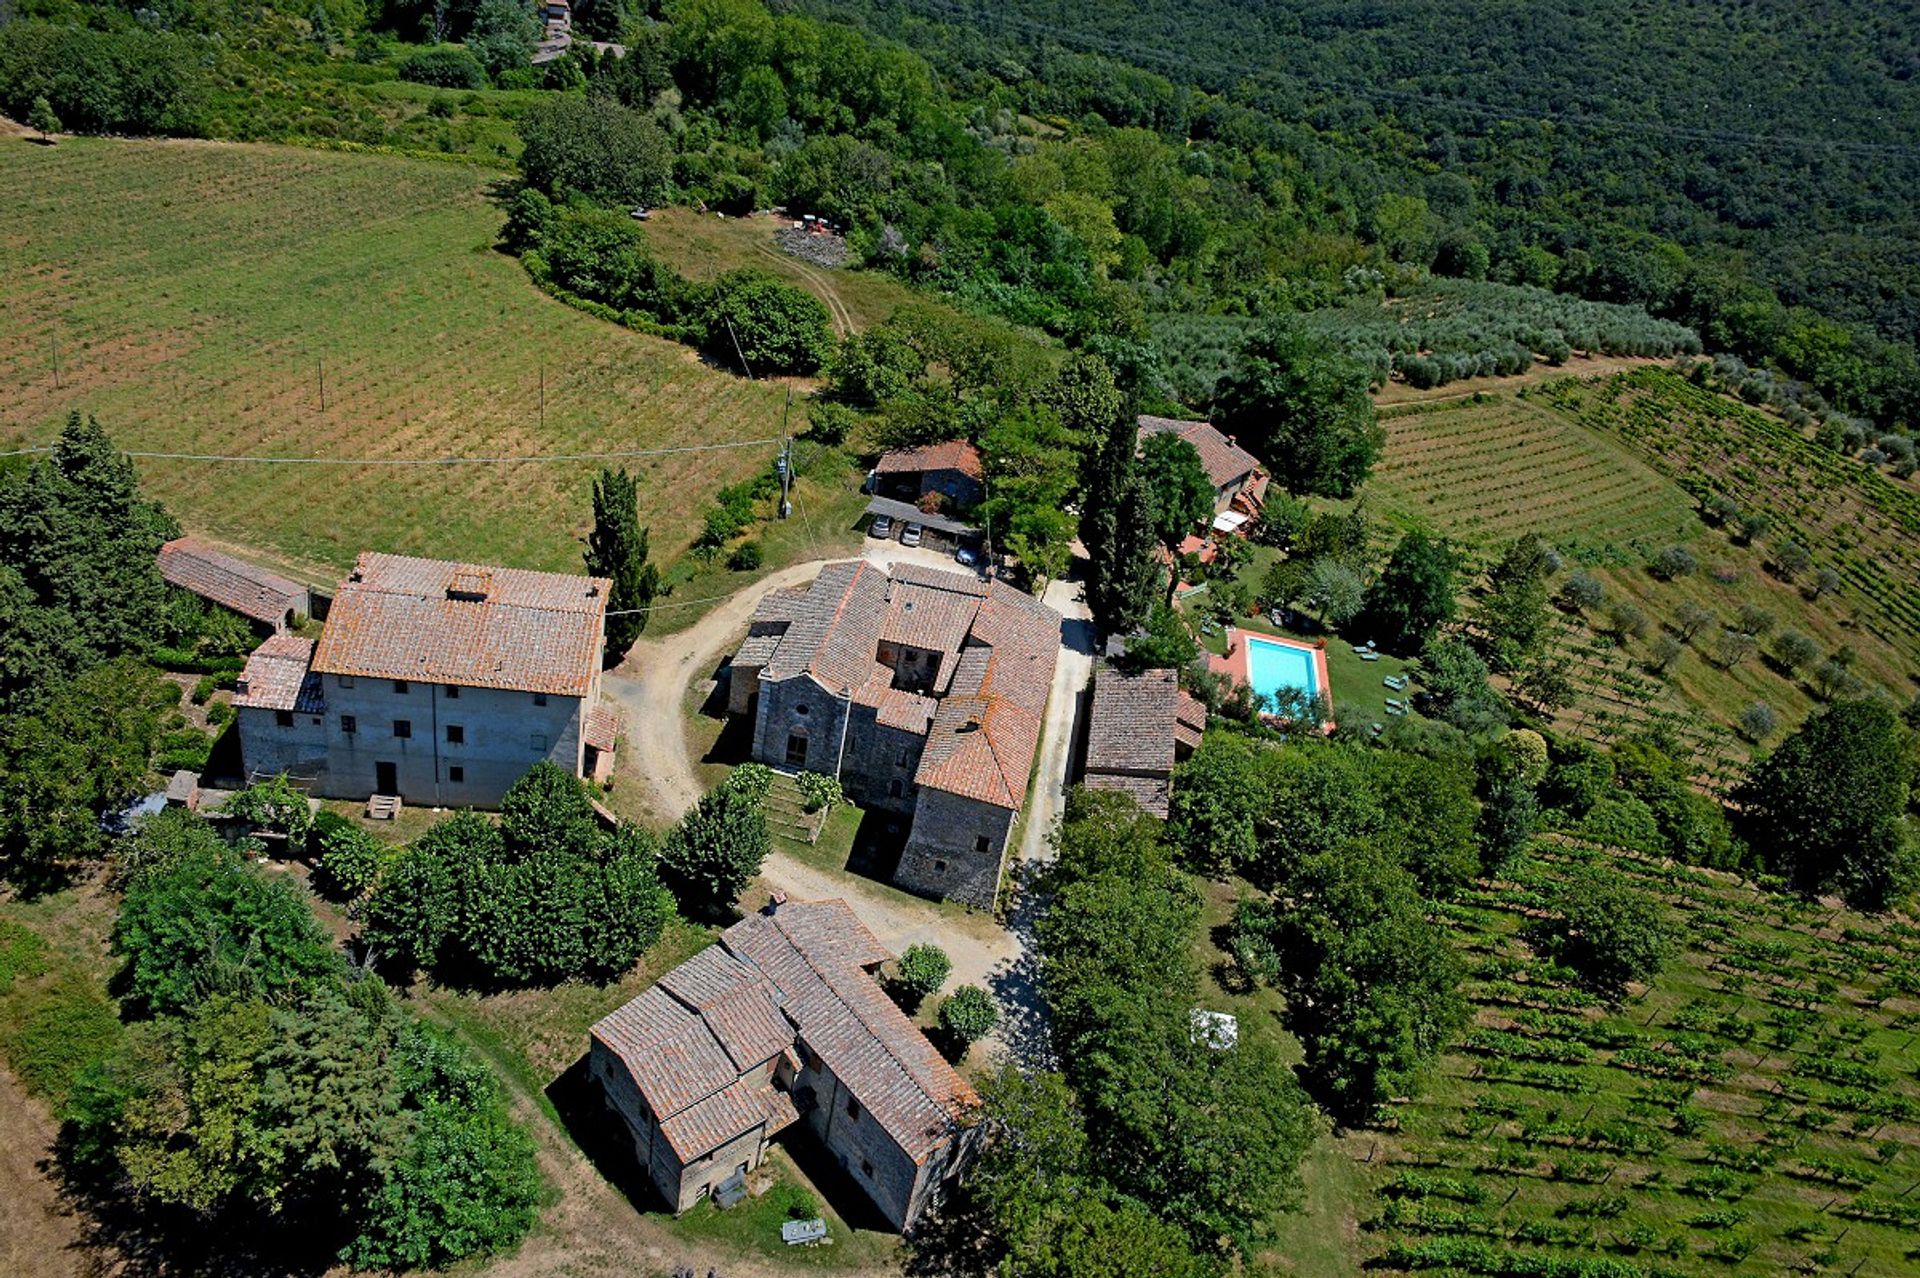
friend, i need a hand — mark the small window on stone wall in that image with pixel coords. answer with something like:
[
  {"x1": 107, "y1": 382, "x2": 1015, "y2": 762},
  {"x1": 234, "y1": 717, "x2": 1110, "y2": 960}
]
[
  {"x1": 974, "y1": 835, "x2": 991, "y2": 854},
  {"x1": 847, "y1": 1096, "x2": 860, "y2": 1121},
  {"x1": 795, "y1": 703, "x2": 810, "y2": 716},
  {"x1": 861, "y1": 1159, "x2": 874, "y2": 1178},
  {"x1": 934, "y1": 859, "x2": 947, "y2": 872}
]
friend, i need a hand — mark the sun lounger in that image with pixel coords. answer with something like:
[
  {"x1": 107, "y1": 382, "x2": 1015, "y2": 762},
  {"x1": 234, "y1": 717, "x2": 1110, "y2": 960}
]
[{"x1": 1358, "y1": 651, "x2": 1380, "y2": 662}]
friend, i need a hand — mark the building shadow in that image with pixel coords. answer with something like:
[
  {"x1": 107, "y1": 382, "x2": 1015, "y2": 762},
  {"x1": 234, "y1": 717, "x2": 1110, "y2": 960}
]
[
  {"x1": 844, "y1": 807, "x2": 909, "y2": 882},
  {"x1": 771, "y1": 1129, "x2": 894, "y2": 1234},
  {"x1": 1061, "y1": 615, "x2": 1098, "y2": 657},
  {"x1": 545, "y1": 1055, "x2": 672, "y2": 1216},
  {"x1": 991, "y1": 861, "x2": 1055, "y2": 1070}
]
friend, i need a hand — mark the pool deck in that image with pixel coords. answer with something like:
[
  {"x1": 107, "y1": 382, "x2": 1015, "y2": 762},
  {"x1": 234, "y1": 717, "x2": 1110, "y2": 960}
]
[{"x1": 1211, "y1": 627, "x2": 1336, "y2": 733}]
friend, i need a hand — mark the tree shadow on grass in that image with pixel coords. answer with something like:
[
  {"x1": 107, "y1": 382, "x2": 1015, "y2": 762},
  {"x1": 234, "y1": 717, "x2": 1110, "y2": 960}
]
[{"x1": 43, "y1": 1134, "x2": 344, "y2": 1278}]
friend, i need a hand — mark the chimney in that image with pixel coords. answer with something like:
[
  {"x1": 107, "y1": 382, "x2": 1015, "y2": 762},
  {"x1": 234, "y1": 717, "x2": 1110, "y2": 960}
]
[
  {"x1": 1225, "y1": 434, "x2": 1237, "y2": 446},
  {"x1": 765, "y1": 891, "x2": 788, "y2": 915}
]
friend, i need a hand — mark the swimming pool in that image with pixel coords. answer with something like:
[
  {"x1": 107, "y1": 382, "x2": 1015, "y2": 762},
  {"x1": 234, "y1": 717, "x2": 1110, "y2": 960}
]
[{"x1": 1243, "y1": 633, "x2": 1324, "y2": 706}]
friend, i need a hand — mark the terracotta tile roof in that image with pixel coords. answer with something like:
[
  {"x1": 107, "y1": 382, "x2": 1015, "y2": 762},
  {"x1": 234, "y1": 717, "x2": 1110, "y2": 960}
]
[
  {"x1": 157, "y1": 537, "x2": 306, "y2": 626},
  {"x1": 311, "y1": 553, "x2": 609, "y2": 696},
  {"x1": 873, "y1": 440, "x2": 984, "y2": 481},
  {"x1": 584, "y1": 704, "x2": 624, "y2": 752},
  {"x1": 658, "y1": 1075, "x2": 799, "y2": 1164},
  {"x1": 232, "y1": 634, "x2": 324, "y2": 713},
  {"x1": 744, "y1": 562, "x2": 1058, "y2": 811},
  {"x1": 594, "y1": 899, "x2": 974, "y2": 1168},
  {"x1": 1175, "y1": 690, "x2": 1208, "y2": 750},
  {"x1": 879, "y1": 579, "x2": 983, "y2": 655},
  {"x1": 1084, "y1": 771, "x2": 1172, "y2": 817},
  {"x1": 758, "y1": 561, "x2": 892, "y2": 693},
  {"x1": 1138, "y1": 415, "x2": 1261, "y2": 491},
  {"x1": 590, "y1": 947, "x2": 797, "y2": 1159},
  {"x1": 724, "y1": 901, "x2": 977, "y2": 1163},
  {"x1": 1085, "y1": 669, "x2": 1181, "y2": 776}
]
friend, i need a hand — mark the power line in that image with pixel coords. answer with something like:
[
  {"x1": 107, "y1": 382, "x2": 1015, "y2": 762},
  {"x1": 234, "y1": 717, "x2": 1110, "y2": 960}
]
[
  {"x1": 869, "y1": 0, "x2": 1920, "y2": 159},
  {"x1": 0, "y1": 438, "x2": 782, "y2": 464}
]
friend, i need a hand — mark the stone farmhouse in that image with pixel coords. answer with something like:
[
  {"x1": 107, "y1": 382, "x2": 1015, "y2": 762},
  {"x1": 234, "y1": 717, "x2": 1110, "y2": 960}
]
[
  {"x1": 233, "y1": 552, "x2": 621, "y2": 805},
  {"x1": 1137, "y1": 414, "x2": 1269, "y2": 515},
  {"x1": 728, "y1": 561, "x2": 1061, "y2": 907},
  {"x1": 589, "y1": 896, "x2": 980, "y2": 1231},
  {"x1": 1081, "y1": 668, "x2": 1207, "y2": 819},
  {"x1": 157, "y1": 536, "x2": 313, "y2": 633},
  {"x1": 872, "y1": 439, "x2": 985, "y2": 510}
]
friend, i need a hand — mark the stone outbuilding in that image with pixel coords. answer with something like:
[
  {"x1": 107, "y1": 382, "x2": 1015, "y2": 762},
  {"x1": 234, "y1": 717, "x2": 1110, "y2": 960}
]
[
  {"x1": 1081, "y1": 668, "x2": 1206, "y2": 819},
  {"x1": 158, "y1": 536, "x2": 312, "y2": 632},
  {"x1": 730, "y1": 561, "x2": 1060, "y2": 907},
  {"x1": 872, "y1": 439, "x2": 985, "y2": 510},
  {"x1": 589, "y1": 897, "x2": 981, "y2": 1231}
]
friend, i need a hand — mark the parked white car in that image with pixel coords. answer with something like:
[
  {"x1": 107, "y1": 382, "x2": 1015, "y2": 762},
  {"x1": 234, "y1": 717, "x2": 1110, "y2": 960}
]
[
  {"x1": 869, "y1": 515, "x2": 894, "y2": 539},
  {"x1": 955, "y1": 545, "x2": 979, "y2": 567},
  {"x1": 900, "y1": 522, "x2": 924, "y2": 548}
]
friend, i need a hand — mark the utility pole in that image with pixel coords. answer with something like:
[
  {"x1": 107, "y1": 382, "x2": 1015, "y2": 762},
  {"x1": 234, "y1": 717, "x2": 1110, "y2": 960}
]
[
  {"x1": 317, "y1": 358, "x2": 326, "y2": 413},
  {"x1": 51, "y1": 336, "x2": 60, "y2": 390},
  {"x1": 539, "y1": 362, "x2": 546, "y2": 430},
  {"x1": 777, "y1": 389, "x2": 793, "y2": 519}
]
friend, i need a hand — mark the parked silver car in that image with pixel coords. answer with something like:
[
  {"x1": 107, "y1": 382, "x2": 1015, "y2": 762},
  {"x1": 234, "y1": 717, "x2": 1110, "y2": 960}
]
[
  {"x1": 869, "y1": 514, "x2": 894, "y2": 539},
  {"x1": 900, "y1": 522, "x2": 924, "y2": 548}
]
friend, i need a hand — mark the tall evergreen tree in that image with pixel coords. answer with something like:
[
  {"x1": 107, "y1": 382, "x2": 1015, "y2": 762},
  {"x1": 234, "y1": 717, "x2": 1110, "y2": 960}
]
[
  {"x1": 584, "y1": 466, "x2": 658, "y2": 661},
  {"x1": 1082, "y1": 406, "x2": 1159, "y2": 635}
]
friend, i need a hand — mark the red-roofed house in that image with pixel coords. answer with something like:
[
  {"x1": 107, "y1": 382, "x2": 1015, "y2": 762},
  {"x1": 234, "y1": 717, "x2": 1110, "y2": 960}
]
[
  {"x1": 1137, "y1": 415, "x2": 1269, "y2": 515},
  {"x1": 730, "y1": 561, "x2": 1060, "y2": 906},
  {"x1": 872, "y1": 440, "x2": 985, "y2": 509},
  {"x1": 589, "y1": 897, "x2": 980, "y2": 1230},
  {"x1": 235, "y1": 552, "x2": 615, "y2": 803}
]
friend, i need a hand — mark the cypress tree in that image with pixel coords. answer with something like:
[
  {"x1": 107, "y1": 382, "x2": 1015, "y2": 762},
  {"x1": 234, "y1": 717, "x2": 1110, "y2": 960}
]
[{"x1": 584, "y1": 467, "x2": 658, "y2": 661}]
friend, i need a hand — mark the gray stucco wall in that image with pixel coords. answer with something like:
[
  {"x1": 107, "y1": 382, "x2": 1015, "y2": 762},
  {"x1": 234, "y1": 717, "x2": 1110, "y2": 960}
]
[
  {"x1": 316, "y1": 674, "x2": 586, "y2": 807},
  {"x1": 236, "y1": 705, "x2": 330, "y2": 786},
  {"x1": 895, "y1": 789, "x2": 1014, "y2": 908}
]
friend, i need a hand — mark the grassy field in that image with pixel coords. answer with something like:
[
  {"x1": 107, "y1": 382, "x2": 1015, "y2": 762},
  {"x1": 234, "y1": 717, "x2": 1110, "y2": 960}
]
[
  {"x1": 1367, "y1": 392, "x2": 1701, "y2": 562},
  {"x1": 1360, "y1": 837, "x2": 1920, "y2": 1277},
  {"x1": 0, "y1": 135, "x2": 793, "y2": 579}
]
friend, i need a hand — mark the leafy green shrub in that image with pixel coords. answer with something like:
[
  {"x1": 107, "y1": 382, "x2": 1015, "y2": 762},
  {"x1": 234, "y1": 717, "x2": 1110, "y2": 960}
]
[
  {"x1": 314, "y1": 818, "x2": 389, "y2": 902},
  {"x1": 397, "y1": 45, "x2": 487, "y2": 90},
  {"x1": 728, "y1": 540, "x2": 764, "y2": 571},
  {"x1": 191, "y1": 674, "x2": 219, "y2": 704},
  {"x1": 113, "y1": 842, "x2": 341, "y2": 1017},
  {"x1": 795, "y1": 771, "x2": 842, "y2": 814},
  {"x1": 890, "y1": 943, "x2": 950, "y2": 1012},
  {"x1": 205, "y1": 700, "x2": 234, "y2": 727},
  {"x1": 659, "y1": 785, "x2": 769, "y2": 915},
  {"x1": 364, "y1": 765, "x2": 672, "y2": 985},
  {"x1": 224, "y1": 774, "x2": 315, "y2": 850},
  {"x1": 937, "y1": 984, "x2": 998, "y2": 1049},
  {"x1": 722, "y1": 762, "x2": 776, "y2": 803},
  {"x1": 701, "y1": 269, "x2": 835, "y2": 375}
]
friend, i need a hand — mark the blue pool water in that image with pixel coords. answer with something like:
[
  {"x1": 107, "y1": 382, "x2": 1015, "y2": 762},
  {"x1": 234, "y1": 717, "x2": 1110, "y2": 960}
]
[{"x1": 1244, "y1": 635, "x2": 1321, "y2": 706}]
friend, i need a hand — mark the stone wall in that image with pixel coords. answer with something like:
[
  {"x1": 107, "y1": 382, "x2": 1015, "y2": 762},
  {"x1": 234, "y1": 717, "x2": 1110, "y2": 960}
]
[
  {"x1": 895, "y1": 788, "x2": 1014, "y2": 908},
  {"x1": 838, "y1": 708, "x2": 925, "y2": 814},
  {"x1": 752, "y1": 674, "x2": 848, "y2": 774},
  {"x1": 795, "y1": 1052, "x2": 929, "y2": 1231}
]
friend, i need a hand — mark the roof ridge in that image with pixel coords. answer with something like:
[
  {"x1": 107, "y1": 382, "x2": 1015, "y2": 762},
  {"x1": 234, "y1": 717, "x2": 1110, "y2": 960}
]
[{"x1": 764, "y1": 908, "x2": 963, "y2": 1135}]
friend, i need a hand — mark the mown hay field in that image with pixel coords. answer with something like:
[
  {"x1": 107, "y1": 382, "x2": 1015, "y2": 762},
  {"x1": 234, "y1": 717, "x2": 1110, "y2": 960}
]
[
  {"x1": 1368, "y1": 393, "x2": 1701, "y2": 561},
  {"x1": 1366, "y1": 839, "x2": 1920, "y2": 1278},
  {"x1": 0, "y1": 136, "x2": 791, "y2": 579}
]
